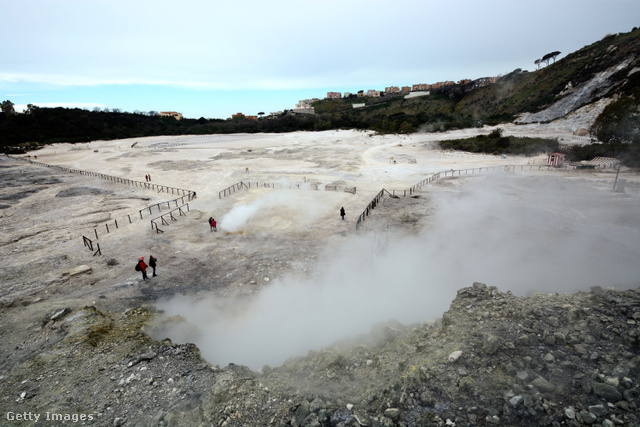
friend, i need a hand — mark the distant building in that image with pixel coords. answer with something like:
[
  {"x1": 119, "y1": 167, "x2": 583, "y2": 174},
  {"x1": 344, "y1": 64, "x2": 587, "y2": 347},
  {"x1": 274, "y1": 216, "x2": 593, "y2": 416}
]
[
  {"x1": 294, "y1": 99, "x2": 316, "y2": 114},
  {"x1": 473, "y1": 77, "x2": 498, "y2": 88},
  {"x1": 401, "y1": 86, "x2": 411, "y2": 93},
  {"x1": 326, "y1": 92, "x2": 342, "y2": 99},
  {"x1": 352, "y1": 103, "x2": 366, "y2": 109},
  {"x1": 385, "y1": 86, "x2": 400, "y2": 94},
  {"x1": 366, "y1": 90, "x2": 381, "y2": 97},
  {"x1": 231, "y1": 113, "x2": 245, "y2": 119},
  {"x1": 159, "y1": 111, "x2": 183, "y2": 120},
  {"x1": 547, "y1": 153, "x2": 565, "y2": 167}
]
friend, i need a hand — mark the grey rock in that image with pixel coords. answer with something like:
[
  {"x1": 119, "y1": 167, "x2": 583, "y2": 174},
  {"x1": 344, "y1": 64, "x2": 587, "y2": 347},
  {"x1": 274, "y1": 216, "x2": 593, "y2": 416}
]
[
  {"x1": 564, "y1": 406, "x2": 576, "y2": 419},
  {"x1": 482, "y1": 335, "x2": 500, "y2": 355},
  {"x1": 294, "y1": 400, "x2": 310, "y2": 426},
  {"x1": 384, "y1": 408, "x2": 400, "y2": 420},
  {"x1": 593, "y1": 382, "x2": 622, "y2": 402},
  {"x1": 579, "y1": 410, "x2": 597, "y2": 424},
  {"x1": 309, "y1": 397, "x2": 325, "y2": 413},
  {"x1": 612, "y1": 365, "x2": 630, "y2": 378},
  {"x1": 532, "y1": 377, "x2": 555, "y2": 393},
  {"x1": 509, "y1": 395, "x2": 523, "y2": 407},
  {"x1": 588, "y1": 404, "x2": 607, "y2": 416},
  {"x1": 49, "y1": 307, "x2": 72, "y2": 322}
]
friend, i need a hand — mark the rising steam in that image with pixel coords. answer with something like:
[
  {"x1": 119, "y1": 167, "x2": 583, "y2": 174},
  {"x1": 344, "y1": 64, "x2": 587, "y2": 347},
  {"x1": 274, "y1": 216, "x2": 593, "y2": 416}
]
[{"x1": 153, "y1": 174, "x2": 640, "y2": 370}]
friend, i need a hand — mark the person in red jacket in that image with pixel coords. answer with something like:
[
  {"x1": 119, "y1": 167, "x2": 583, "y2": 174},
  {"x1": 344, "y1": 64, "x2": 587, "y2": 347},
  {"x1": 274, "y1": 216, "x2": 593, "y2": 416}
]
[{"x1": 138, "y1": 256, "x2": 148, "y2": 280}]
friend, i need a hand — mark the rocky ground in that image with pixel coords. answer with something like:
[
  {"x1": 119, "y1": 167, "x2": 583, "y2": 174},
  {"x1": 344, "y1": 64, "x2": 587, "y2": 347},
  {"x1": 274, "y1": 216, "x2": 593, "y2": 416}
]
[{"x1": 0, "y1": 126, "x2": 639, "y2": 426}]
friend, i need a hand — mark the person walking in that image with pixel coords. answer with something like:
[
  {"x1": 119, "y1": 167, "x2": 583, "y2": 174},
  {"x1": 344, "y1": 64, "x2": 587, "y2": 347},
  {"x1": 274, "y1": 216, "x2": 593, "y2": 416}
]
[
  {"x1": 340, "y1": 207, "x2": 346, "y2": 220},
  {"x1": 137, "y1": 256, "x2": 148, "y2": 280},
  {"x1": 209, "y1": 217, "x2": 217, "y2": 232},
  {"x1": 145, "y1": 174, "x2": 148, "y2": 182},
  {"x1": 149, "y1": 255, "x2": 157, "y2": 277}
]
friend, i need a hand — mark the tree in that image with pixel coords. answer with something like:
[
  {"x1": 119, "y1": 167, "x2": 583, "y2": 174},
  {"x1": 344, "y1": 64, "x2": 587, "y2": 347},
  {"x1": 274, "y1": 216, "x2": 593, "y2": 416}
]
[
  {"x1": 534, "y1": 59, "x2": 541, "y2": 70},
  {"x1": 258, "y1": 112, "x2": 265, "y2": 119},
  {"x1": 541, "y1": 51, "x2": 561, "y2": 66},
  {"x1": 1, "y1": 100, "x2": 15, "y2": 115},
  {"x1": 24, "y1": 104, "x2": 40, "y2": 115}
]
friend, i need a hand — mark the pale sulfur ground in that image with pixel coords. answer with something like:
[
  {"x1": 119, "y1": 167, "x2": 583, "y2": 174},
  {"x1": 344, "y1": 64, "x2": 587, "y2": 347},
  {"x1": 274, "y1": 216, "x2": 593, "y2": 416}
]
[{"x1": 2, "y1": 127, "x2": 639, "y2": 368}]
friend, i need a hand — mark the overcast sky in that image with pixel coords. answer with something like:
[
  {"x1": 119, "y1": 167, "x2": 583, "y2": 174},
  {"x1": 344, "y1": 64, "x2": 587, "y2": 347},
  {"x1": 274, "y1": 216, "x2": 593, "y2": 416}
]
[{"x1": 1, "y1": 0, "x2": 638, "y2": 119}]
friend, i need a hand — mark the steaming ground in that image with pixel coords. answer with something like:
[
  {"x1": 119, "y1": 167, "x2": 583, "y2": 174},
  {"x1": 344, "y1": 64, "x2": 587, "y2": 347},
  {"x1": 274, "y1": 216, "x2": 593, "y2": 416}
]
[
  {"x1": 3, "y1": 129, "x2": 639, "y2": 372},
  {"x1": 152, "y1": 173, "x2": 640, "y2": 369}
]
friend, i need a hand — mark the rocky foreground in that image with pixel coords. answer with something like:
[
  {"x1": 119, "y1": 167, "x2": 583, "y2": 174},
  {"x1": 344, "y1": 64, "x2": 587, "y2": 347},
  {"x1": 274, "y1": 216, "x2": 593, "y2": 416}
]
[{"x1": 1, "y1": 282, "x2": 638, "y2": 426}]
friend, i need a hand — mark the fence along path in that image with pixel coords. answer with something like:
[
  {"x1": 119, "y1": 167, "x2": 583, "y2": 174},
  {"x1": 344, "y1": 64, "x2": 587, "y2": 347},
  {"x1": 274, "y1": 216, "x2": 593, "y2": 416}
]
[
  {"x1": 354, "y1": 162, "x2": 610, "y2": 230},
  {"x1": 150, "y1": 203, "x2": 191, "y2": 233},
  {"x1": 218, "y1": 180, "x2": 356, "y2": 199},
  {"x1": 10, "y1": 155, "x2": 196, "y2": 198},
  {"x1": 8, "y1": 155, "x2": 197, "y2": 255}
]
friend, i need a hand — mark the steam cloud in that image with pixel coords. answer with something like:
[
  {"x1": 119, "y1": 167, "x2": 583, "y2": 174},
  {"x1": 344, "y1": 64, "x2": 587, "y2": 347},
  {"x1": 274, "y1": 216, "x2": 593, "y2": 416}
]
[
  {"x1": 219, "y1": 188, "x2": 328, "y2": 232},
  {"x1": 154, "y1": 174, "x2": 640, "y2": 369}
]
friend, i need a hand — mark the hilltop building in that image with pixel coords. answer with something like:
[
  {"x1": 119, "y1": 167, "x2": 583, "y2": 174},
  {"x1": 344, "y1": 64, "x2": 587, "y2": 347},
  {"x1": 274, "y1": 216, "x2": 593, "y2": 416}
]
[
  {"x1": 290, "y1": 74, "x2": 498, "y2": 110},
  {"x1": 159, "y1": 111, "x2": 183, "y2": 120},
  {"x1": 293, "y1": 99, "x2": 316, "y2": 114}
]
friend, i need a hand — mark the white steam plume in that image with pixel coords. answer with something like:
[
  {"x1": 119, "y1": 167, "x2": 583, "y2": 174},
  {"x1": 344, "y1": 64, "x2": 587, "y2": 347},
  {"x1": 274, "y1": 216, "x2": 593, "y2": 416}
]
[{"x1": 154, "y1": 174, "x2": 640, "y2": 370}]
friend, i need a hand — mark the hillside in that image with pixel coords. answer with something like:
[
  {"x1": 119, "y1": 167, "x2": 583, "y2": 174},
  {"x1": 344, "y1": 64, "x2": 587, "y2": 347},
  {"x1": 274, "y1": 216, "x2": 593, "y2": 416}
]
[
  {"x1": 1, "y1": 28, "x2": 638, "y2": 154},
  {"x1": 312, "y1": 29, "x2": 639, "y2": 139}
]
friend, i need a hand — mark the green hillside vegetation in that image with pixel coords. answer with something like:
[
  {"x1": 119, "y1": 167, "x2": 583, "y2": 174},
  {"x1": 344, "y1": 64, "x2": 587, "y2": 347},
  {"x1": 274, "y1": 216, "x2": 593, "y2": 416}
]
[
  {"x1": 1, "y1": 28, "x2": 638, "y2": 164},
  {"x1": 439, "y1": 128, "x2": 560, "y2": 156}
]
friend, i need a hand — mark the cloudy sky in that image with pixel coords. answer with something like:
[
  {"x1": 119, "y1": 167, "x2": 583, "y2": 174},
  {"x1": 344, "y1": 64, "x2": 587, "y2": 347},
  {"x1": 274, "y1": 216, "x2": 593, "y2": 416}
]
[{"x1": 1, "y1": 0, "x2": 638, "y2": 119}]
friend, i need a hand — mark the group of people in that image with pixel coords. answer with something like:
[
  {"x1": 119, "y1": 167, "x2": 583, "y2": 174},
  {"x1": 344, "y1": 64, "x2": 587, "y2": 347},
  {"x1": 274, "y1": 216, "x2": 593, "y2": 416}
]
[
  {"x1": 208, "y1": 217, "x2": 217, "y2": 231},
  {"x1": 145, "y1": 174, "x2": 152, "y2": 182},
  {"x1": 136, "y1": 255, "x2": 157, "y2": 280}
]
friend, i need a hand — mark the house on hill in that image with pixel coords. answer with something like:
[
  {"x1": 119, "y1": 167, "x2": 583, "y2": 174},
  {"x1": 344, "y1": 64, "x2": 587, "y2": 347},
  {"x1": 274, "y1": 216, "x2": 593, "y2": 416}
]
[{"x1": 159, "y1": 111, "x2": 183, "y2": 120}]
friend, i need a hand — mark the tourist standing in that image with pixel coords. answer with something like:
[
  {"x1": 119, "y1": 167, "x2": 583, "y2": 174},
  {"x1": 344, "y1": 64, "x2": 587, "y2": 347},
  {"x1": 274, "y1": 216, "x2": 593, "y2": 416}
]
[
  {"x1": 340, "y1": 207, "x2": 346, "y2": 220},
  {"x1": 209, "y1": 217, "x2": 217, "y2": 232},
  {"x1": 137, "y1": 256, "x2": 148, "y2": 280},
  {"x1": 149, "y1": 255, "x2": 157, "y2": 277}
]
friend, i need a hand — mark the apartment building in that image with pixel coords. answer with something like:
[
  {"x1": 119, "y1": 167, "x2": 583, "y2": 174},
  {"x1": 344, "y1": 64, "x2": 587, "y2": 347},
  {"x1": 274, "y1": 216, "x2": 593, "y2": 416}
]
[{"x1": 159, "y1": 111, "x2": 183, "y2": 120}]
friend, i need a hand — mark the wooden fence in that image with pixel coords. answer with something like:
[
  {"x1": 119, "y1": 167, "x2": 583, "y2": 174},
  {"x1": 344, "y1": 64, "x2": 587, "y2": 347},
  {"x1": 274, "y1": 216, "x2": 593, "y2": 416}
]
[
  {"x1": 8, "y1": 155, "x2": 198, "y2": 254},
  {"x1": 218, "y1": 181, "x2": 356, "y2": 199},
  {"x1": 355, "y1": 162, "x2": 606, "y2": 230},
  {"x1": 82, "y1": 236, "x2": 101, "y2": 256},
  {"x1": 150, "y1": 203, "x2": 190, "y2": 233},
  {"x1": 355, "y1": 188, "x2": 395, "y2": 229},
  {"x1": 9, "y1": 155, "x2": 196, "y2": 199}
]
